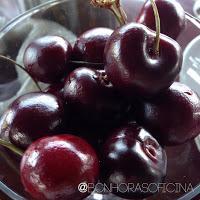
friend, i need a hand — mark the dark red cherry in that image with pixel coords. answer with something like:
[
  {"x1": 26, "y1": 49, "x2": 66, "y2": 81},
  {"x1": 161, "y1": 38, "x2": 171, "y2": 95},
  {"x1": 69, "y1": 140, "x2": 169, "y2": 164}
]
[
  {"x1": 135, "y1": 82, "x2": 200, "y2": 146},
  {"x1": 0, "y1": 92, "x2": 64, "y2": 149},
  {"x1": 101, "y1": 122, "x2": 167, "y2": 199},
  {"x1": 104, "y1": 23, "x2": 182, "y2": 98},
  {"x1": 137, "y1": 0, "x2": 185, "y2": 40},
  {"x1": 23, "y1": 36, "x2": 72, "y2": 83},
  {"x1": 73, "y1": 28, "x2": 113, "y2": 69},
  {"x1": 45, "y1": 82, "x2": 64, "y2": 99},
  {"x1": 63, "y1": 67, "x2": 130, "y2": 125},
  {"x1": 20, "y1": 134, "x2": 99, "y2": 200}
]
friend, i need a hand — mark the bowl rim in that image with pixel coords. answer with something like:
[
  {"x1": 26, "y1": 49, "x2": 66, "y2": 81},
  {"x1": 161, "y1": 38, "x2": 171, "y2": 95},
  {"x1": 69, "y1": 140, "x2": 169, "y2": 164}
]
[{"x1": 0, "y1": 0, "x2": 69, "y2": 37}]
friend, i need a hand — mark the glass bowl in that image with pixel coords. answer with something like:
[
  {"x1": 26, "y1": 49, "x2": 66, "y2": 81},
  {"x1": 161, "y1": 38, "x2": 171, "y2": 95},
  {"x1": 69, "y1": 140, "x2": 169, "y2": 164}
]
[{"x1": 0, "y1": 0, "x2": 200, "y2": 199}]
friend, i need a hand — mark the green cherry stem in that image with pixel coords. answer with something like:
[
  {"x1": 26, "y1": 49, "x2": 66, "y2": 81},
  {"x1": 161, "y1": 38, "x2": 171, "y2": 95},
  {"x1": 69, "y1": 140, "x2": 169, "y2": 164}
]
[
  {"x1": 90, "y1": 0, "x2": 127, "y2": 25},
  {"x1": 150, "y1": 0, "x2": 161, "y2": 55},
  {"x1": 70, "y1": 60, "x2": 104, "y2": 65},
  {"x1": 110, "y1": 1, "x2": 127, "y2": 25},
  {"x1": 0, "y1": 139, "x2": 23, "y2": 157},
  {"x1": 0, "y1": 150, "x2": 20, "y2": 174},
  {"x1": 0, "y1": 55, "x2": 42, "y2": 92}
]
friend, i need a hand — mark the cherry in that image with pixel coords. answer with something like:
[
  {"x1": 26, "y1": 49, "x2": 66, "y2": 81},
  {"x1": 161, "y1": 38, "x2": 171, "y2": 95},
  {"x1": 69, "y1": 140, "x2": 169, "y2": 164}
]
[
  {"x1": 137, "y1": 0, "x2": 186, "y2": 40},
  {"x1": 135, "y1": 82, "x2": 200, "y2": 146},
  {"x1": 23, "y1": 36, "x2": 72, "y2": 84},
  {"x1": 0, "y1": 109, "x2": 24, "y2": 156},
  {"x1": 72, "y1": 27, "x2": 113, "y2": 69},
  {"x1": 20, "y1": 134, "x2": 99, "y2": 200},
  {"x1": 101, "y1": 122, "x2": 167, "y2": 199},
  {"x1": 104, "y1": 22, "x2": 182, "y2": 98},
  {"x1": 101, "y1": 0, "x2": 183, "y2": 98},
  {"x1": 0, "y1": 92, "x2": 64, "y2": 149},
  {"x1": 63, "y1": 67, "x2": 130, "y2": 125}
]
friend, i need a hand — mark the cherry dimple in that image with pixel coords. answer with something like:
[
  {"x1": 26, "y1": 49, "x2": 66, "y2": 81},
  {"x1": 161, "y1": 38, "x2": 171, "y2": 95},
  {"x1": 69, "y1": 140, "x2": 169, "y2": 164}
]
[
  {"x1": 135, "y1": 82, "x2": 200, "y2": 146},
  {"x1": 101, "y1": 122, "x2": 167, "y2": 199},
  {"x1": 143, "y1": 138, "x2": 158, "y2": 162},
  {"x1": 184, "y1": 91, "x2": 193, "y2": 96},
  {"x1": 104, "y1": 23, "x2": 182, "y2": 98}
]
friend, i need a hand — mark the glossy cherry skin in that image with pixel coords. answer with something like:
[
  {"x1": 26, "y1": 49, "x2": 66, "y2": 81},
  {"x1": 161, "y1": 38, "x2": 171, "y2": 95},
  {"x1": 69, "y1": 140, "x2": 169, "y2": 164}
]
[
  {"x1": 24, "y1": 36, "x2": 72, "y2": 83},
  {"x1": 104, "y1": 23, "x2": 182, "y2": 98},
  {"x1": 135, "y1": 82, "x2": 200, "y2": 146},
  {"x1": 20, "y1": 134, "x2": 99, "y2": 200},
  {"x1": 0, "y1": 92, "x2": 64, "y2": 149},
  {"x1": 63, "y1": 67, "x2": 130, "y2": 125},
  {"x1": 101, "y1": 122, "x2": 167, "y2": 199},
  {"x1": 73, "y1": 28, "x2": 113, "y2": 69},
  {"x1": 137, "y1": 0, "x2": 185, "y2": 40}
]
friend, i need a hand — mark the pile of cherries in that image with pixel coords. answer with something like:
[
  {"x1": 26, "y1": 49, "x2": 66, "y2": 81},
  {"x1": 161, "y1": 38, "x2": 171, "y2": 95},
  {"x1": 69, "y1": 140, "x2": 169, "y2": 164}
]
[{"x1": 0, "y1": 0, "x2": 200, "y2": 200}]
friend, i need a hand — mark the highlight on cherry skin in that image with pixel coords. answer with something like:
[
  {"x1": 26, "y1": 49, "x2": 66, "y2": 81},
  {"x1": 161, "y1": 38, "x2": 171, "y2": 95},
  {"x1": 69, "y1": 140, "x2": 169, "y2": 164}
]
[
  {"x1": 104, "y1": 22, "x2": 183, "y2": 98},
  {"x1": 101, "y1": 122, "x2": 167, "y2": 199},
  {"x1": 72, "y1": 27, "x2": 113, "y2": 69},
  {"x1": 0, "y1": 92, "x2": 64, "y2": 149},
  {"x1": 20, "y1": 134, "x2": 100, "y2": 200},
  {"x1": 137, "y1": 0, "x2": 186, "y2": 40},
  {"x1": 23, "y1": 28, "x2": 112, "y2": 84},
  {"x1": 63, "y1": 67, "x2": 130, "y2": 125},
  {"x1": 135, "y1": 82, "x2": 200, "y2": 146},
  {"x1": 23, "y1": 35, "x2": 73, "y2": 84}
]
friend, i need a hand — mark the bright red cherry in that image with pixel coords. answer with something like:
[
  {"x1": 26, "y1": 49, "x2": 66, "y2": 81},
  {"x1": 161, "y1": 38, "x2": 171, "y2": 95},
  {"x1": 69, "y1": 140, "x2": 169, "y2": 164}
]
[
  {"x1": 101, "y1": 122, "x2": 167, "y2": 199},
  {"x1": 23, "y1": 36, "x2": 72, "y2": 83},
  {"x1": 72, "y1": 27, "x2": 113, "y2": 69},
  {"x1": 20, "y1": 134, "x2": 99, "y2": 200},
  {"x1": 135, "y1": 82, "x2": 200, "y2": 146},
  {"x1": 137, "y1": 0, "x2": 186, "y2": 40},
  {"x1": 104, "y1": 23, "x2": 182, "y2": 98},
  {"x1": 0, "y1": 92, "x2": 64, "y2": 149}
]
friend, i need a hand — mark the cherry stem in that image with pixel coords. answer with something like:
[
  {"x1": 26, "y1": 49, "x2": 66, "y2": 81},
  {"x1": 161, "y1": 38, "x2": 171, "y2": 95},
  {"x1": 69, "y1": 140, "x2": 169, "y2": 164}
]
[
  {"x1": 150, "y1": 0, "x2": 160, "y2": 55},
  {"x1": 0, "y1": 139, "x2": 23, "y2": 157},
  {"x1": 110, "y1": 2, "x2": 127, "y2": 25},
  {"x1": 70, "y1": 60, "x2": 103, "y2": 65},
  {"x1": 0, "y1": 151, "x2": 20, "y2": 174},
  {"x1": 0, "y1": 55, "x2": 42, "y2": 92},
  {"x1": 90, "y1": 0, "x2": 127, "y2": 25}
]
